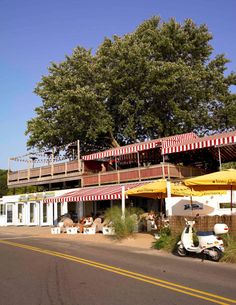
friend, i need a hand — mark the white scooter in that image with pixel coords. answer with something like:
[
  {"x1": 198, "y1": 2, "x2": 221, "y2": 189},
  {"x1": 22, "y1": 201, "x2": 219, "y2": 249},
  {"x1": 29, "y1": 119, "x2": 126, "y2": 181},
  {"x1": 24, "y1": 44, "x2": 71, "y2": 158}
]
[{"x1": 177, "y1": 215, "x2": 229, "y2": 261}]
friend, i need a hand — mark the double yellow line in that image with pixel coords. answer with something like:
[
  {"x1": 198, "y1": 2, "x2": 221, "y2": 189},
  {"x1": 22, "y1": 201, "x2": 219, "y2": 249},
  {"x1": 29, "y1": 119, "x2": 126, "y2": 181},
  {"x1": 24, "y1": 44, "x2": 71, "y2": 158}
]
[{"x1": 0, "y1": 239, "x2": 235, "y2": 305}]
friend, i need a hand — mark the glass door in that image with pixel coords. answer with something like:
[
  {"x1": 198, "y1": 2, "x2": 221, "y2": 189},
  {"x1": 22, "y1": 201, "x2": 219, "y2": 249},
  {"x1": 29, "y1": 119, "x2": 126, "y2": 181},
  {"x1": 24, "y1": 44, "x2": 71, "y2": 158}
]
[
  {"x1": 6, "y1": 204, "x2": 13, "y2": 224},
  {"x1": 43, "y1": 203, "x2": 48, "y2": 223},
  {"x1": 17, "y1": 203, "x2": 24, "y2": 224},
  {"x1": 29, "y1": 202, "x2": 36, "y2": 224},
  {"x1": 57, "y1": 203, "x2": 62, "y2": 219},
  {"x1": 0, "y1": 204, "x2": 6, "y2": 226}
]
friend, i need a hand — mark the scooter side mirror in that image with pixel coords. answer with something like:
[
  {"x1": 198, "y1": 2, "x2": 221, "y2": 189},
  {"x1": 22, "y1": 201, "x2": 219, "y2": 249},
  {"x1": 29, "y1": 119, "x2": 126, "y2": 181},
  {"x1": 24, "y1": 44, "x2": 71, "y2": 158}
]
[{"x1": 184, "y1": 218, "x2": 189, "y2": 225}]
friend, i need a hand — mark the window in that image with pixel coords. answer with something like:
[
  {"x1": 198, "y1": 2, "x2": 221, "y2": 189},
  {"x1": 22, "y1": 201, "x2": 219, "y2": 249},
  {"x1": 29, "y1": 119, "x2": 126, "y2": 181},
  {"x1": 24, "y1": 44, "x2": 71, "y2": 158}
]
[
  {"x1": 30, "y1": 202, "x2": 35, "y2": 222},
  {"x1": 219, "y1": 202, "x2": 236, "y2": 209},
  {"x1": 7, "y1": 205, "x2": 13, "y2": 223},
  {"x1": 0, "y1": 204, "x2": 6, "y2": 216},
  {"x1": 18, "y1": 204, "x2": 23, "y2": 223},
  {"x1": 43, "y1": 204, "x2": 47, "y2": 223},
  {"x1": 57, "y1": 203, "x2": 62, "y2": 219}
]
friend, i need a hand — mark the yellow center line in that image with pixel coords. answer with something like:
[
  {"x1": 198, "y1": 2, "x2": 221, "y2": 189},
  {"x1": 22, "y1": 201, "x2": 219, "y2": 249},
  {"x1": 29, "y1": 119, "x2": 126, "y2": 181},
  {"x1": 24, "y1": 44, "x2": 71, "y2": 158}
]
[{"x1": 0, "y1": 240, "x2": 235, "y2": 305}]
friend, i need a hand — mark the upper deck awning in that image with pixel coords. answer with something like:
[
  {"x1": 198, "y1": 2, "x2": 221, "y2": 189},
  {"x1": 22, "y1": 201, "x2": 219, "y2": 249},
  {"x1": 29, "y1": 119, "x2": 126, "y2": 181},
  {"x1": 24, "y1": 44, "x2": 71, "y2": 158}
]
[
  {"x1": 81, "y1": 132, "x2": 198, "y2": 161},
  {"x1": 161, "y1": 130, "x2": 236, "y2": 157}
]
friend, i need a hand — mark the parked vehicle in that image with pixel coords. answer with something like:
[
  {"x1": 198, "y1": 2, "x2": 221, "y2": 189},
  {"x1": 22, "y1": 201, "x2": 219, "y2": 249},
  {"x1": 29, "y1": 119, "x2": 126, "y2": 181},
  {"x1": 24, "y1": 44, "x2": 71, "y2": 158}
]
[{"x1": 177, "y1": 215, "x2": 229, "y2": 261}]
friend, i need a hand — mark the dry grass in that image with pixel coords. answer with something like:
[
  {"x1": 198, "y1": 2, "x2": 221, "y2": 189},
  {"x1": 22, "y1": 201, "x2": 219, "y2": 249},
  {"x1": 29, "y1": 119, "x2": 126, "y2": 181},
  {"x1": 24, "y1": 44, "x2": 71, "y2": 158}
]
[{"x1": 221, "y1": 234, "x2": 236, "y2": 264}]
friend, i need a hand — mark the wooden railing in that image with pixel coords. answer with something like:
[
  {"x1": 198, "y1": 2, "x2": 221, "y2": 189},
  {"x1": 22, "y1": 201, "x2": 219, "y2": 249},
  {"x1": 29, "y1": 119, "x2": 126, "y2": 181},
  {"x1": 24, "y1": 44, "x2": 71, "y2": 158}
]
[
  {"x1": 82, "y1": 164, "x2": 205, "y2": 186},
  {"x1": 8, "y1": 161, "x2": 205, "y2": 188}
]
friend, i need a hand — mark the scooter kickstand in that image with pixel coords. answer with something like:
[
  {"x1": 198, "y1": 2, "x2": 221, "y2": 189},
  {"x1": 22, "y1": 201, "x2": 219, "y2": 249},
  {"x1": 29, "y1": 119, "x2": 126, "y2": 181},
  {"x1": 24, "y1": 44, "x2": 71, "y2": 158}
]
[{"x1": 201, "y1": 252, "x2": 206, "y2": 262}]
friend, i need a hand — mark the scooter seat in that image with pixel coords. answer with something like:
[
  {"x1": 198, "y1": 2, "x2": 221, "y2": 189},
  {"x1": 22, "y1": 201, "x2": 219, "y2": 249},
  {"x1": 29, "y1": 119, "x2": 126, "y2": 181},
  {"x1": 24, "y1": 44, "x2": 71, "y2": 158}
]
[{"x1": 197, "y1": 231, "x2": 214, "y2": 236}]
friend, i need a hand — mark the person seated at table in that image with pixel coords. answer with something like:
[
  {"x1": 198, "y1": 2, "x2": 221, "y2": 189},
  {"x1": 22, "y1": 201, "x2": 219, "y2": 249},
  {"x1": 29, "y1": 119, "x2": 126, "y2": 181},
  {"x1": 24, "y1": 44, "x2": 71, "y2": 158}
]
[
  {"x1": 146, "y1": 210, "x2": 157, "y2": 230},
  {"x1": 100, "y1": 163, "x2": 106, "y2": 172},
  {"x1": 78, "y1": 215, "x2": 93, "y2": 233},
  {"x1": 147, "y1": 210, "x2": 156, "y2": 221},
  {"x1": 107, "y1": 160, "x2": 115, "y2": 171}
]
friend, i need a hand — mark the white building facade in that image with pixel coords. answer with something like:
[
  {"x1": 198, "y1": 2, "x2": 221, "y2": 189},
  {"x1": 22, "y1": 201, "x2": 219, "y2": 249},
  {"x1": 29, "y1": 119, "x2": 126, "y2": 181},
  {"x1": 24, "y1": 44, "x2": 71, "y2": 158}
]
[
  {"x1": 0, "y1": 188, "x2": 235, "y2": 227},
  {"x1": 165, "y1": 190, "x2": 236, "y2": 217},
  {"x1": 0, "y1": 190, "x2": 69, "y2": 227}
]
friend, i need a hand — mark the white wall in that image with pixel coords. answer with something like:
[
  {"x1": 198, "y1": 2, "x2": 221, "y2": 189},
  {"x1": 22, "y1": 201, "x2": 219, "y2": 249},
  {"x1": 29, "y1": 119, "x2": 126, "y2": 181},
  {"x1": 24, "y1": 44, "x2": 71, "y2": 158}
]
[
  {"x1": 166, "y1": 191, "x2": 236, "y2": 216},
  {"x1": 0, "y1": 198, "x2": 6, "y2": 226},
  {"x1": 0, "y1": 188, "x2": 74, "y2": 226}
]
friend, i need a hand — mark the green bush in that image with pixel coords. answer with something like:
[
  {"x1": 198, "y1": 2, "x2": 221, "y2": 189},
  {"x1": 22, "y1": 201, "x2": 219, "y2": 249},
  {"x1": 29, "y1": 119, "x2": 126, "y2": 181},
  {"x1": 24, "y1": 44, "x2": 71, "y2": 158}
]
[
  {"x1": 152, "y1": 227, "x2": 179, "y2": 252},
  {"x1": 104, "y1": 206, "x2": 143, "y2": 239},
  {"x1": 221, "y1": 234, "x2": 236, "y2": 264}
]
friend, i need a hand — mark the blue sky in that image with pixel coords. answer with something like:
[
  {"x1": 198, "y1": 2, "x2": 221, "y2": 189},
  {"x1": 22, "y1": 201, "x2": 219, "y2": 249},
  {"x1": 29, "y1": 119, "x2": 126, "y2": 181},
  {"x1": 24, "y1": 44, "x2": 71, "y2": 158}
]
[{"x1": 1, "y1": 0, "x2": 236, "y2": 169}]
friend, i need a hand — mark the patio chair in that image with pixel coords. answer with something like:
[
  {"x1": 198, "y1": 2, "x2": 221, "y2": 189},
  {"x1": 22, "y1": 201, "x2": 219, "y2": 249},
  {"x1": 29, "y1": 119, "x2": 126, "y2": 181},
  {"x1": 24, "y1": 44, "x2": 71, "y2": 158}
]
[
  {"x1": 102, "y1": 219, "x2": 115, "y2": 235},
  {"x1": 57, "y1": 216, "x2": 74, "y2": 233},
  {"x1": 78, "y1": 216, "x2": 94, "y2": 234},
  {"x1": 85, "y1": 217, "x2": 102, "y2": 233},
  {"x1": 83, "y1": 216, "x2": 105, "y2": 234}
]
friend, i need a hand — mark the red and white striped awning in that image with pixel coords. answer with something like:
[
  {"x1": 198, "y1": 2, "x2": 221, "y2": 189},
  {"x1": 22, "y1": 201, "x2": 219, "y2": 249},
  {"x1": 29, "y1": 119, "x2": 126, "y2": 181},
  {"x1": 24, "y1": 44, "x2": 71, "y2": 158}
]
[
  {"x1": 44, "y1": 182, "x2": 149, "y2": 203},
  {"x1": 162, "y1": 131, "x2": 236, "y2": 155},
  {"x1": 82, "y1": 133, "x2": 198, "y2": 161},
  {"x1": 82, "y1": 140, "x2": 161, "y2": 161}
]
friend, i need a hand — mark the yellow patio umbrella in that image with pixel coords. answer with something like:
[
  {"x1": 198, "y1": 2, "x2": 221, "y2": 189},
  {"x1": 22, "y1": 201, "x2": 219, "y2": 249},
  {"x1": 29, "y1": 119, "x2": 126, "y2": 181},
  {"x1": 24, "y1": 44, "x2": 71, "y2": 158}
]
[
  {"x1": 126, "y1": 179, "x2": 169, "y2": 214},
  {"x1": 125, "y1": 179, "x2": 225, "y2": 198},
  {"x1": 184, "y1": 169, "x2": 236, "y2": 211},
  {"x1": 126, "y1": 179, "x2": 167, "y2": 199},
  {"x1": 126, "y1": 179, "x2": 226, "y2": 214}
]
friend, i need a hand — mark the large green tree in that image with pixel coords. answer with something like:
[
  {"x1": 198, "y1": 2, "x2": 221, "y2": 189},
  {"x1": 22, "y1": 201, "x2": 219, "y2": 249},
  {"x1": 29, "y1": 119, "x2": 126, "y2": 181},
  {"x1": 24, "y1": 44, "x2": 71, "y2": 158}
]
[
  {"x1": 27, "y1": 47, "x2": 113, "y2": 154},
  {"x1": 0, "y1": 170, "x2": 8, "y2": 197},
  {"x1": 26, "y1": 17, "x2": 236, "y2": 154}
]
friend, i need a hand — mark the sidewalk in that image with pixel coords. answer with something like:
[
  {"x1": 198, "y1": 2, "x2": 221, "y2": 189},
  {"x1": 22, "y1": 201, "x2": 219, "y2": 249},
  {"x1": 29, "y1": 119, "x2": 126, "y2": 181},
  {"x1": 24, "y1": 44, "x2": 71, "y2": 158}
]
[{"x1": 0, "y1": 226, "x2": 156, "y2": 250}]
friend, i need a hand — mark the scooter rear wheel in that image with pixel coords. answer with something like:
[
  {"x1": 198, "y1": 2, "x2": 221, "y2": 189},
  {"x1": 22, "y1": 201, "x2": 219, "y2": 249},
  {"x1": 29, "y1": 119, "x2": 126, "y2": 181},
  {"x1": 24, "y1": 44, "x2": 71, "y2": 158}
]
[{"x1": 177, "y1": 245, "x2": 187, "y2": 257}]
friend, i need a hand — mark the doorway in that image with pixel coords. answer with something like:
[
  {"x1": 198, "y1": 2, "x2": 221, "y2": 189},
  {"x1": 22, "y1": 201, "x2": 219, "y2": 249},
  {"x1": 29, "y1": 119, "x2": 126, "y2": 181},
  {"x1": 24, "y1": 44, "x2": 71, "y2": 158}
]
[
  {"x1": 68, "y1": 202, "x2": 78, "y2": 222},
  {"x1": 6, "y1": 204, "x2": 13, "y2": 224},
  {"x1": 42, "y1": 203, "x2": 48, "y2": 223},
  {"x1": 29, "y1": 202, "x2": 37, "y2": 224},
  {"x1": 0, "y1": 204, "x2": 6, "y2": 226},
  {"x1": 17, "y1": 203, "x2": 24, "y2": 225},
  {"x1": 57, "y1": 202, "x2": 62, "y2": 219}
]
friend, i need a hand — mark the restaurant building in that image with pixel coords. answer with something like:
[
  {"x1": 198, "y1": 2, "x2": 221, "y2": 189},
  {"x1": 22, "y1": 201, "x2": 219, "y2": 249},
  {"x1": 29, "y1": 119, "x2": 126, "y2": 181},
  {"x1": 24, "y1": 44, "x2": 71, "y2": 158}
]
[{"x1": 1, "y1": 130, "x2": 236, "y2": 226}]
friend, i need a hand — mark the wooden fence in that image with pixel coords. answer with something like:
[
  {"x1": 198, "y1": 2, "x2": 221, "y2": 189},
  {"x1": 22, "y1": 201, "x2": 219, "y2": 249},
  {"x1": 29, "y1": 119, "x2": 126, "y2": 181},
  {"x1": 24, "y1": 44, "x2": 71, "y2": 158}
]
[{"x1": 169, "y1": 215, "x2": 236, "y2": 237}]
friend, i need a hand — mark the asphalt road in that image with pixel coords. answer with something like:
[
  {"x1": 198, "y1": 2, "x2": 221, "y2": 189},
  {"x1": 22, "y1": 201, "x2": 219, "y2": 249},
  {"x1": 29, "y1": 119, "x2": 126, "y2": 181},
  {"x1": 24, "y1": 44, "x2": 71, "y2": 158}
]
[{"x1": 0, "y1": 233, "x2": 236, "y2": 305}]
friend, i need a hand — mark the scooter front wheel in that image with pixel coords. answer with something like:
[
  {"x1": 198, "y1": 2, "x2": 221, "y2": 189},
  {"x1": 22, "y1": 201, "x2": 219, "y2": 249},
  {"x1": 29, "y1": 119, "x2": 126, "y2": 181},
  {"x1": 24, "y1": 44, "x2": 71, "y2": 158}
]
[
  {"x1": 177, "y1": 244, "x2": 187, "y2": 257},
  {"x1": 208, "y1": 247, "x2": 223, "y2": 262}
]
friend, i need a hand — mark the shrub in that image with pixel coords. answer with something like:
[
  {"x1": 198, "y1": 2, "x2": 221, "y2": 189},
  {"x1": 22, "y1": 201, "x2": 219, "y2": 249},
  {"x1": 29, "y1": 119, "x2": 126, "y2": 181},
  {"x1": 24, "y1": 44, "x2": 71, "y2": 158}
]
[
  {"x1": 221, "y1": 234, "x2": 236, "y2": 264},
  {"x1": 104, "y1": 206, "x2": 143, "y2": 239},
  {"x1": 153, "y1": 227, "x2": 179, "y2": 252}
]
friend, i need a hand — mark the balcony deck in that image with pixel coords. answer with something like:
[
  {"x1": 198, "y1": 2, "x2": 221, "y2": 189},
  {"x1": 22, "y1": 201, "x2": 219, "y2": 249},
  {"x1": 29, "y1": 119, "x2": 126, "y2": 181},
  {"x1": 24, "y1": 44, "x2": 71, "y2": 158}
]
[{"x1": 8, "y1": 160, "x2": 205, "y2": 189}]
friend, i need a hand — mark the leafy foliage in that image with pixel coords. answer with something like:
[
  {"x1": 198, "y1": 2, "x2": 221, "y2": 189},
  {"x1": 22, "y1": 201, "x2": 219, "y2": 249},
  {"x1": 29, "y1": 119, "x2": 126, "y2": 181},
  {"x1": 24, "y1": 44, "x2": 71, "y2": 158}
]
[
  {"x1": 104, "y1": 206, "x2": 142, "y2": 239},
  {"x1": 0, "y1": 170, "x2": 8, "y2": 197},
  {"x1": 26, "y1": 17, "x2": 236, "y2": 154},
  {"x1": 26, "y1": 47, "x2": 113, "y2": 155},
  {"x1": 7, "y1": 185, "x2": 41, "y2": 195},
  {"x1": 152, "y1": 227, "x2": 179, "y2": 252},
  {"x1": 222, "y1": 162, "x2": 236, "y2": 170},
  {"x1": 0, "y1": 170, "x2": 43, "y2": 196}
]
